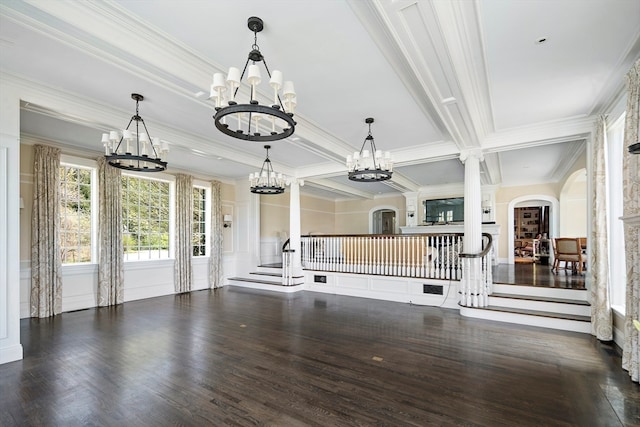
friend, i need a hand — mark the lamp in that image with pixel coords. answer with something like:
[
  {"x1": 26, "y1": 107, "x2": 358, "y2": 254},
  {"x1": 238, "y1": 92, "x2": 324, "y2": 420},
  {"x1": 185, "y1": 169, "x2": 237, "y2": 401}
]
[
  {"x1": 211, "y1": 17, "x2": 296, "y2": 142},
  {"x1": 250, "y1": 145, "x2": 286, "y2": 195},
  {"x1": 102, "y1": 93, "x2": 168, "y2": 172},
  {"x1": 223, "y1": 214, "x2": 233, "y2": 228},
  {"x1": 346, "y1": 118, "x2": 393, "y2": 182}
]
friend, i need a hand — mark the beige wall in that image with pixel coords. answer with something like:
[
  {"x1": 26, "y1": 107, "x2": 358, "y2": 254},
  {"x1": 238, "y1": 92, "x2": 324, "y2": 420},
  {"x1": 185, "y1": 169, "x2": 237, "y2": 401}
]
[
  {"x1": 560, "y1": 178, "x2": 587, "y2": 237},
  {"x1": 260, "y1": 193, "x2": 337, "y2": 239},
  {"x1": 335, "y1": 195, "x2": 405, "y2": 234},
  {"x1": 260, "y1": 193, "x2": 290, "y2": 239}
]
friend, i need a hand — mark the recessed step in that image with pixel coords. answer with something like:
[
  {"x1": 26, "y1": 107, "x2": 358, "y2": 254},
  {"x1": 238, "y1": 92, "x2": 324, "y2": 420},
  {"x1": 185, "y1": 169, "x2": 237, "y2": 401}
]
[
  {"x1": 489, "y1": 292, "x2": 591, "y2": 316},
  {"x1": 228, "y1": 277, "x2": 283, "y2": 285},
  {"x1": 460, "y1": 304, "x2": 591, "y2": 334},
  {"x1": 250, "y1": 271, "x2": 281, "y2": 277},
  {"x1": 258, "y1": 263, "x2": 283, "y2": 269},
  {"x1": 228, "y1": 276, "x2": 305, "y2": 294},
  {"x1": 482, "y1": 305, "x2": 590, "y2": 322}
]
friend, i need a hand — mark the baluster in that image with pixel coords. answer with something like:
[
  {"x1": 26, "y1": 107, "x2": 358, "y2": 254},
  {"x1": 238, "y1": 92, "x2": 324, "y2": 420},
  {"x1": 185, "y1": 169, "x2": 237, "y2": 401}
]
[{"x1": 411, "y1": 236, "x2": 416, "y2": 277}]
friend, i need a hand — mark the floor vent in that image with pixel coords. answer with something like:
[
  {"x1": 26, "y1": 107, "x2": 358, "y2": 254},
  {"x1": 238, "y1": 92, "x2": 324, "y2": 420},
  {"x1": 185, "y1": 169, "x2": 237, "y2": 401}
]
[{"x1": 423, "y1": 284, "x2": 443, "y2": 295}]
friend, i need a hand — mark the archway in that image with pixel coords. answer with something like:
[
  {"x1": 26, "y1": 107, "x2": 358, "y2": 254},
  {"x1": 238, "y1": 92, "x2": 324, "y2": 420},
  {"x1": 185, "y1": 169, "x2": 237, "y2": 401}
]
[
  {"x1": 507, "y1": 195, "x2": 559, "y2": 264},
  {"x1": 369, "y1": 206, "x2": 398, "y2": 234}
]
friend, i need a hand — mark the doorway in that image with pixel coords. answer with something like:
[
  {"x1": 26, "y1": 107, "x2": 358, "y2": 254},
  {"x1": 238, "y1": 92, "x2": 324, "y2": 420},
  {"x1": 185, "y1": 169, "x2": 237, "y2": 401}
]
[{"x1": 371, "y1": 209, "x2": 396, "y2": 234}]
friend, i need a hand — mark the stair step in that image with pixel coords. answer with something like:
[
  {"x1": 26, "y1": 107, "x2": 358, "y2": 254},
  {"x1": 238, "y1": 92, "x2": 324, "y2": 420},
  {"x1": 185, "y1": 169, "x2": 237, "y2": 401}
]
[
  {"x1": 258, "y1": 263, "x2": 283, "y2": 269},
  {"x1": 460, "y1": 304, "x2": 592, "y2": 333},
  {"x1": 228, "y1": 276, "x2": 305, "y2": 294},
  {"x1": 490, "y1": 293, "x2": 590, "y2": 306},
  {"x1": 250, "y1": 271, "x2": 281, "y2": 277},
  {"x1": 228, "y1": 277, "x2": 283, "y2": 286},
  {"x1": 482, "y1": 305, "x2": 590, "y2": 322}
]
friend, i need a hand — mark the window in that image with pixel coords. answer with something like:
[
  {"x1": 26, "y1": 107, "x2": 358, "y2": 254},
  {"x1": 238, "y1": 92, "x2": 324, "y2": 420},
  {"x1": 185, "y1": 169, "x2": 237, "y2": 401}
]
[
  {"x1": 59, "y1": 164, "x2": 95, "y2": 264},
  {"x1": 122, "y1": 175, "x2": 171, "y2": 261},
  {"x1": 607, "y1": 113, "x2": 626, "y2": 312},
  {"x1": 193, "y1": 186, "x2": 207, "y2": 256}
]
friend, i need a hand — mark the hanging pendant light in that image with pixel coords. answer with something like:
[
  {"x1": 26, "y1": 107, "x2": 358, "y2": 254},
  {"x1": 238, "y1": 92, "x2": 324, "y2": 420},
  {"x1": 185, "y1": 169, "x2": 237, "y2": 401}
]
[
  {"x1": 102, "y1": 93, "x2": 168, "y2": 172},
  {"x1": 346, "y1": 118, "x2": 393, "y2": 182},
  {"x1": 212, "y1": 17, "x2": 296, "y2": 142},
  {"x1": 250, "y1": 145, "x2": 287, "y2": 194}
]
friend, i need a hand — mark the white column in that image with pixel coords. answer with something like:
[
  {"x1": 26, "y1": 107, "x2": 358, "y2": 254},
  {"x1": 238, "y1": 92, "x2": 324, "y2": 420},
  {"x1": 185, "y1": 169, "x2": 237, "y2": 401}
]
[
  {"x1": 0, "y1": 81, "x2": 23, "y2": 364},
  {"x1": 403, "y1": 192, "x2": 419, "y2": 228},
  {"x1": 460, "y1": 150, "x2": 486, "y2": 307},
  {"x1": 289, "y1": 179, "x2": 303, "y2": 282},
  {"x1": 234, "y1": 178, "x2": 260, "y2": 276}
]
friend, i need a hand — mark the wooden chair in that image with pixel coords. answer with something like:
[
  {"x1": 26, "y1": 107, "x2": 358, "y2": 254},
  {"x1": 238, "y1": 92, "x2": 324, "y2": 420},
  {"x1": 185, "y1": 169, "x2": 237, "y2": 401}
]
[{"x1": 552, "y1": 238, "x2": 584, "y2": 274}]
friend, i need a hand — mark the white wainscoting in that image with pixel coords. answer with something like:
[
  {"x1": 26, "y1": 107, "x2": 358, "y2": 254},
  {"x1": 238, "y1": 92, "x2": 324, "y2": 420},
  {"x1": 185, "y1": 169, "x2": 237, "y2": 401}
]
[
  {"x1": 304, "y1": 271, "x2": 459, "y2": 309},
  {"x1": 19, "y1": 254, "x2": 237, "y2": 318},
  {"x1": 260, "y1": 237, "x2": 284, "y2": 265}
]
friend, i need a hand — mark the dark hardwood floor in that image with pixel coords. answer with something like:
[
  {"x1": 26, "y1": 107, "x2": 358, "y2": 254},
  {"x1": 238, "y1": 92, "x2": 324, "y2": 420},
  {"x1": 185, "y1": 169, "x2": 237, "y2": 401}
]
[
  {"x1": 493, "y1": 262, "x2": 586, "y2": 289},
  {"x1": 1, "y1": 287, "x2": 638, "y2": 426}
]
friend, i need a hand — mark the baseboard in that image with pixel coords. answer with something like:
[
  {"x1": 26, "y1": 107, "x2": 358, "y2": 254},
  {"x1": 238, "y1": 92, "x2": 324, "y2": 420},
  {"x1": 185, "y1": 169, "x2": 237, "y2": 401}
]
[{"x1": 0, "y1": 344, "x2": 23, "y2": 364}]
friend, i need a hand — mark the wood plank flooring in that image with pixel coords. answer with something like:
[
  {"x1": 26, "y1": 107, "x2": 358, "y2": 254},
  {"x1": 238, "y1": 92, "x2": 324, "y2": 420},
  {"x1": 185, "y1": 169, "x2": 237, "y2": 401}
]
[
  {"x1": 1, "y1": 287, "x2": 638, "y2": 426},
  {"x1": 493, "y1": 263, "x2": 586, "y2": 289}
]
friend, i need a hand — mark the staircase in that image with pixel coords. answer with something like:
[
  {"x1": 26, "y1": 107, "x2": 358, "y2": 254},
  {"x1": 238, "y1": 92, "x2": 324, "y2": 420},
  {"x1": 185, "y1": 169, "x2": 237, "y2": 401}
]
[
  {"x1": 460, "y1": 283, "x2": 591, "y2": 333},
  {"x1": 228, "y1": 264, "x2": 305, "y2": 293}
]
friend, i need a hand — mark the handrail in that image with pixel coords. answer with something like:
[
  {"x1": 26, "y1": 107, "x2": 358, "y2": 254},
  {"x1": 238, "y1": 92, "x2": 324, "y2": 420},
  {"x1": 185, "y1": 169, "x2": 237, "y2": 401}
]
[
  {"x1": 282, "y1": 238, "x2": 290, "y2": 252},
  {"x1": 301, "y1": 233, "x2": 464, "y2": 238},
  {"x1": 459, "y1": 233, "x2": 493, "y2": 258}
]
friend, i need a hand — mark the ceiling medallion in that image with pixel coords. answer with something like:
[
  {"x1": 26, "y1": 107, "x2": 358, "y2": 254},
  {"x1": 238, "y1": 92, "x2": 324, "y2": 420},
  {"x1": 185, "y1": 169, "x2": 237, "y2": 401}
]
[
  {"x1": 211, "y1": 17, "x2": 297, "y2": 142},
  {"x1": 346, "y1": 118, "x2": 393, "y2": 182}
]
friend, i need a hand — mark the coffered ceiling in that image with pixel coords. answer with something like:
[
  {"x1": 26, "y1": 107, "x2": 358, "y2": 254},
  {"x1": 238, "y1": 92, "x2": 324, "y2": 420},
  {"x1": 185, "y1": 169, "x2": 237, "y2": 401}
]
[{"x1": 1, "y1": 0, "x2": 638, "y2": 200}]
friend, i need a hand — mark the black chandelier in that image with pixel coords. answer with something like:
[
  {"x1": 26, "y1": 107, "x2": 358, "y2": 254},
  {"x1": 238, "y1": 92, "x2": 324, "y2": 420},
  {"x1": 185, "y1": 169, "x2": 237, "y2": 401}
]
[
  {"x1": 250, "y1": 145, "x2": 287, "y2": 194},
  {"x1": 102, "y1": 93, "x2": 168, "y2": 172},
  {"x1": 346, "y1": 118, "x2": 393, "y2": 182},
  {"x1": 211, "y1": 17, "x2": 296, "y2": 142}
]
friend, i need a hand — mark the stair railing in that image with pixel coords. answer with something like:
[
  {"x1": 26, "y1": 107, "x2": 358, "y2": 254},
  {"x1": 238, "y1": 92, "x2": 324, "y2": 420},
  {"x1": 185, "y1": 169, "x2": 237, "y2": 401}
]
[
  {"x1": 281, "y1": 238, "x2": 294, "y2": 285},
  {"x1": 300, "y1": 233, "x2": 469, "y2": 280},
  {"x1": 459, "y1": 233, "x2": 494, "y2": 307}
]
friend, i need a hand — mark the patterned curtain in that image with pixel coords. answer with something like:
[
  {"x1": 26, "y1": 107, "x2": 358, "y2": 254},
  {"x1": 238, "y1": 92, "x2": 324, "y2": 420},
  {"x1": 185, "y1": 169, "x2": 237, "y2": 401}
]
[
  {"x1": 209, "y1": 180, "x2": 223, "y2": 288},
  {"x1": 590, "y1": 116, "x2": 613, "y2": 340},
  {"x1": 30, "y1": 144, "x2": 62, "y2": 318},
  {"x1": 97, "y1": 157, "x2": 124, "y2": 306},
  {"x1": 174, "y1": 173, "x2": 193, "y2": 293},
  {"x1": 622, "y1": 59, "x2": 640, "y2": 383}
]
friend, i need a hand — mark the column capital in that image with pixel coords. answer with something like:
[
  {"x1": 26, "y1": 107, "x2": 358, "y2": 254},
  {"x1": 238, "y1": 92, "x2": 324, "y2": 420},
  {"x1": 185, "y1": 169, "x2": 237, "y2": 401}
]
[
  {"x1": 286, "y1": 178, "x2": 304, "y2": 187},
  {"x1": 459, "y1": 149, "x2": 484, "y2": 164}
]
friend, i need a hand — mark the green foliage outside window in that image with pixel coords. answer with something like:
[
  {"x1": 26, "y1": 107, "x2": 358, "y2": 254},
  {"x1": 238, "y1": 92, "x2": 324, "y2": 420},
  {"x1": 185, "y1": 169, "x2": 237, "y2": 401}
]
[
  {"x1": 193, "y1": 187, "x2": 207, "y2": 256},
  {"x1": 59, "y1": 166, "x2": 92, "y2": 263},
  {"x1": 122, "y1": 175, "x2": 170, "y2": 260}
]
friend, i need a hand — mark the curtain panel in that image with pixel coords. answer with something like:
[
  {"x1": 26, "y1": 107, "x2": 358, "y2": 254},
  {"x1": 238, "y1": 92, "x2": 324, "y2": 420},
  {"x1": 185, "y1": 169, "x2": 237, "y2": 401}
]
[
  {"x1": 97, "y1": 157, "x2": 124, "y2": 306},
  {"x1": 209, "y1": 180, "x2": 223, "y2": 288},
  {"x1": 30, "y1": 144, "x2": 62, "y2": 318},
  {"x1": 174, "y1": 173, "x2": 193, "y2": 293},
  {"x1": 622, "y1": 58, "x2": 640, "y2": 383},
  {"x1": 590, "y1": 116, "x2": 613, "y2": 340}
]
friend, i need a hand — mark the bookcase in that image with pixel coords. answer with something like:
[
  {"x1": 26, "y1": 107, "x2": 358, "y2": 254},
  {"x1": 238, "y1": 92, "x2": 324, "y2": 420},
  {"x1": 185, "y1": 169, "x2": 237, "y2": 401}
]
[{"x1": 514, "y1": 207, "x2": 541, "y2": 239}]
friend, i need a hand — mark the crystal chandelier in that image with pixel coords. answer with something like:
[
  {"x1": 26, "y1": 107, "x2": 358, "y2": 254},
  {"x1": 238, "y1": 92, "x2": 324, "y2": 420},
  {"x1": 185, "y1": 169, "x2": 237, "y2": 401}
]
[
  {"x1": 102, "y1": 93, "x2": 168, "y2": 172},
  {"x1": 346, "y1": 118, "x2": 393, "y2": 182},
  {"x1": 250, "y1": 145, "x2": 287, "y2": 194},
  {"x1": 211, "y1": 17, "x2": 297, "y2": 142}
]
